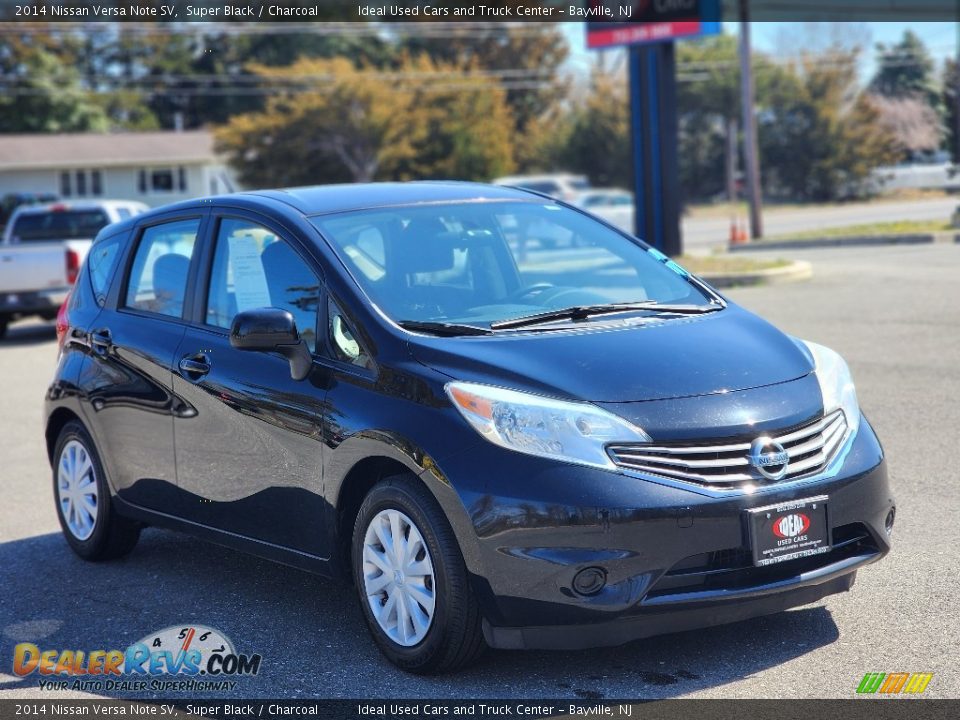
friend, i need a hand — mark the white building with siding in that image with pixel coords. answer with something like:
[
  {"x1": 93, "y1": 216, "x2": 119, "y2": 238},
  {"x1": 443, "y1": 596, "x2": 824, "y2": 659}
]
[{"x1": 0, "y1": 130, "x2": 240, "y2": 207}]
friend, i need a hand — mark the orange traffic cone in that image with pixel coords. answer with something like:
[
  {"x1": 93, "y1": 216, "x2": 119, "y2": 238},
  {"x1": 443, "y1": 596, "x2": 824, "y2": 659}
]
[
  {"x1": 729, "y1": 218, "x2": 739, "y2": 246},
  {"x1": 737, "y1": 218, "x2": 749, "y2": 244}
]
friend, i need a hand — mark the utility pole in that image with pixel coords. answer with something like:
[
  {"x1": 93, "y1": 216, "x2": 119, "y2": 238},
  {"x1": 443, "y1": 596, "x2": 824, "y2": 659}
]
[
  {"x1": 738, "y1": 0, "x2": 763, "y2": 239},
  {"x1": 955, "y1": 10, "x2": 960, "y2": 165}
]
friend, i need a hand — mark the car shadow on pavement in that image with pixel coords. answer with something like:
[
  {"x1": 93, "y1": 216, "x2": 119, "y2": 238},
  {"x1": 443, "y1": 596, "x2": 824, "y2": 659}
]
[
  {"x1": 0, "y1": 529, "x2": 840, "y2": 699},
  {"x1": 0, "y1": 322, "x2": 56, "y2": 347}
]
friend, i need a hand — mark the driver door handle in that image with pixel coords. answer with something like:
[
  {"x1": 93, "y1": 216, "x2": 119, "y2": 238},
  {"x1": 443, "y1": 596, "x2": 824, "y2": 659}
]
[{"x1": 178, "y1": 354, "x2": 211, "y2": 378}]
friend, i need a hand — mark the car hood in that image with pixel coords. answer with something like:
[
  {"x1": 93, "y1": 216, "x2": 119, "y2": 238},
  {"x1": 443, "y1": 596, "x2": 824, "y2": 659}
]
[{"x1": 408, "y1": 304, "x2": 813, "y2": 403}]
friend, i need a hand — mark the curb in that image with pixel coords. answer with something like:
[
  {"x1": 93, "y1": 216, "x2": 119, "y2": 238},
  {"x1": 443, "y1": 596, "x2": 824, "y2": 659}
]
[
  {"x1": 728, "y1": 234, "x2": 934, "y2": 252},
  {"x1": 698, "y1": 260, "x2": 813, "y2": 288}
]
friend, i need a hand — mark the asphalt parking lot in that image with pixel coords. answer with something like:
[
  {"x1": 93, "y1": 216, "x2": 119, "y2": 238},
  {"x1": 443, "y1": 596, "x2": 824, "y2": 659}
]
[{"x1": 1, "y1": 243, "x2": 958, "y2": 700}]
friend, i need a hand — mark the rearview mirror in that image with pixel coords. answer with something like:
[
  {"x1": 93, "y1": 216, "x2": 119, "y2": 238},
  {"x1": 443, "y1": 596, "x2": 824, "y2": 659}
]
[{"x1": 230, "y1": 308, "x2": 312, "y2": 381}]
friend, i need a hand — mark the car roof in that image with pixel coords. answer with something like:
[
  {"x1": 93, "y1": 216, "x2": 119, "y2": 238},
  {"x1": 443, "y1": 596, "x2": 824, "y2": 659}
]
[
  {"x1": 245, "y1": 181, "x2": 540, "y2": 215},
  {"x1": 91, "y1": 182, "x2": 550, "y2": 239}
]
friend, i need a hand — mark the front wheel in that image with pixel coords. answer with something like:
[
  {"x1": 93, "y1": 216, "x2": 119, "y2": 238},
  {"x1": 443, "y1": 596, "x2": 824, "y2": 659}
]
[
  {"x1": 352, "y1": 475, "x2": 485, "y2": 674},
  {"x1": 53, "y1": 420, "x2": 141, "y2": 561}
]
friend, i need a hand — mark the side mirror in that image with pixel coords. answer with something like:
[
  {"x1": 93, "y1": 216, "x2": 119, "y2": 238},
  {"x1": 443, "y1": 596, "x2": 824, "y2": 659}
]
[{"x1": 230, "y1": 308, "x2": 312, "y2": 381}]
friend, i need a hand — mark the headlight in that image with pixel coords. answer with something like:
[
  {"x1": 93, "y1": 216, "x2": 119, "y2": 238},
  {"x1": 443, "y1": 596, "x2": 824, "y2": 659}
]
[
  {"x1": 801, "y1": 340, "x2": 860, "y2": 436},
  {"x1": 445, "y1": 381, "x2": 651, "y2": 470}
]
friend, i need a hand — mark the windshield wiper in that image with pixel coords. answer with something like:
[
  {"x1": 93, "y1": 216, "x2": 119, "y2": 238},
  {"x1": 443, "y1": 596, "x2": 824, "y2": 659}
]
[
  {"x1": 398, "y1": 320, "x2": 492, "y2": 336},
  {"x1": 489, "y1": 302, "x2": 720, "y2": 330}
]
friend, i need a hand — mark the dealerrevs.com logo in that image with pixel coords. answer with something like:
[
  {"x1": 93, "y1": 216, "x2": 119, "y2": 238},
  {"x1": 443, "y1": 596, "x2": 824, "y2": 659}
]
[{"x1": 13, "y1": 625, "x2": 262, "y2": 693}]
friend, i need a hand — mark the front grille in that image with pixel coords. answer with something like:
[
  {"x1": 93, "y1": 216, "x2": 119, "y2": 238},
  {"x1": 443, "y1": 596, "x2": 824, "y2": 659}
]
[{"x1": 608, "y1": 410, "x2": 848, "y2": 489}]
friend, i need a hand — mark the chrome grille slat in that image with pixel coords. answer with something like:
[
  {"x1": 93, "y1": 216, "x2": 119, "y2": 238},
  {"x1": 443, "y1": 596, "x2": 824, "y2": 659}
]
[
  {"x1": 615, "y1": 463, "x2": 756, "y2": 485},
  {"x1": 784, "y1": 432, "x2": 826, "y2": 458},
  {"x1": 775, "y1": 413, "x2": 836, "y2": 445},
  {"x1": 609, "y1": 410, "x2": 848, "y2": 489},
  {"x1": 783, "y1": 450, "x2": 826, "y2": 475},
  {"x1": 605, "y1": 453, "x2": 751, "y2": 470},
  {"x1": 620, "y1": 441, "x2": 752, "y2": 455}
]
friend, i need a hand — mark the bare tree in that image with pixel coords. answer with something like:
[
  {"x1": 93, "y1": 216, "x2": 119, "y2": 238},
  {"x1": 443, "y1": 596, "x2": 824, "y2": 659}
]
[{"x1": 869, "y1": 94, "x2": 944, "y2": 158}]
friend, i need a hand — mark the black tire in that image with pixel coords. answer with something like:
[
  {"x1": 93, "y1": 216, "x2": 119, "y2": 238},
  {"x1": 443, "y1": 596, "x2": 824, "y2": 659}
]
[
  {"x1": 0, "y1": 315, "x2": 8, "y2": 340},
  {"x1": 53, "y1": 420, "x2": 141, "y2": 561},
  {"x1": 352, "y1": 475, "x2": 485, "y2": 674}
]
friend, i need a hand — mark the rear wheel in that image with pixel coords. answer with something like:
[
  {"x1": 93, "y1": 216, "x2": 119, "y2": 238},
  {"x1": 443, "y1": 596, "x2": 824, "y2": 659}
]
[
  {"x1": 352, "y1": 475, "x2": 485, "y2": 674},
  {"x1": 0, "y1": 315, "x2": 8, "y2": 340},
  {"x1": 53, "y1": 421, "x2": 140, "y2": 561}
]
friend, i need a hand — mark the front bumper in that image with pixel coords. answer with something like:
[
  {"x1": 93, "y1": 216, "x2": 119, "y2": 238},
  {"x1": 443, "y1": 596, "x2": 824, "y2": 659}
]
[{"x1": 437, "y1": 416, "x2": 892, "y2": 650}]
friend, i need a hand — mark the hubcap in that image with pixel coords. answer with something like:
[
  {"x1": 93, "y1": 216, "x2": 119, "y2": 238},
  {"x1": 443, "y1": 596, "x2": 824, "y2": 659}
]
[
  {"x1": 57, "y1": 439, "x2": 99, "y2": 541},
  {"x1": 362, "y1": 509, "x2": 436, "y2": 647}
]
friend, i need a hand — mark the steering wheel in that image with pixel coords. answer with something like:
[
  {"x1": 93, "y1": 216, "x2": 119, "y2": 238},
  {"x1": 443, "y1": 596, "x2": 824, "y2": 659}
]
[{"x1": 505, "y1": 283, "x2": 555, "y2": 303}]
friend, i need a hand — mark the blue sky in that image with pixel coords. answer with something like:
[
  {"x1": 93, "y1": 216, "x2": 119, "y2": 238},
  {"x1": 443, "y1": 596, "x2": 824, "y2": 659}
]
[{"x1": 563, "y1": 21, "x2": 957, "y2": 79}]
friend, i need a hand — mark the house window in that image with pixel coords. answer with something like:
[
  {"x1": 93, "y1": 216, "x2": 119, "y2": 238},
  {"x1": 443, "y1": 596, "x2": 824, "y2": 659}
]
[
  {"x1": 151, "y1": 169, "x2": 174, "y2": 193},
  {"x1": 91, "y1": 170, "x2": 103, "y2": 196},
  {"x1": 60, "y1": 172, "x2": 72, "y2": 197},
  {"x1": 138, "y1": 166, "x2": 188, "y2": 194},
  {"x1": 75, "y1": 170, "x2": 86, "y2": 197}
]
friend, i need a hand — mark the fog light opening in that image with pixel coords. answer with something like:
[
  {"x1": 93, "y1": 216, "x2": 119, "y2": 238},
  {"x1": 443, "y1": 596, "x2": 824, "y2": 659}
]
[
  {"x1": 572, "y1": 567, "x2": 607, "y2": 596},
  {"x1": 885, "y1": 507, "x2": 896, "y2": 537}
]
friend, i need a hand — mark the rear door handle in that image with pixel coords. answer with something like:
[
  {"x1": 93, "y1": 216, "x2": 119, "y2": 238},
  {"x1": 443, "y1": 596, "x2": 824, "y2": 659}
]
[
  {"x1": 90, "y1": 329, "x2": 112, "y2": 350},
  {"x1": 179, "y1": 354, "x2": 211, "y2": 378}
]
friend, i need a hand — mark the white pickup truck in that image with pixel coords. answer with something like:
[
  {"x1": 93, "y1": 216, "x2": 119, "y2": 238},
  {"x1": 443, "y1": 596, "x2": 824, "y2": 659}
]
[{"x1": 0, "y1": 200, "x2": 147, "y2": 338}]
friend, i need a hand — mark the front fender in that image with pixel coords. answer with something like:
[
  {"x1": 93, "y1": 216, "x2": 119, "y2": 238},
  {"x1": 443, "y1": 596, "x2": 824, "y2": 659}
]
[{"x1": 323, "y1": 428, "x2": 487, "y2": 580}]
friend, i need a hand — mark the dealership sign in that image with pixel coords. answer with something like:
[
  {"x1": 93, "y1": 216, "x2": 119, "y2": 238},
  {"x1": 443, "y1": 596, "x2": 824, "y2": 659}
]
[{"x1": 585, "y1": 0, "x2": 722, "y2": 49}]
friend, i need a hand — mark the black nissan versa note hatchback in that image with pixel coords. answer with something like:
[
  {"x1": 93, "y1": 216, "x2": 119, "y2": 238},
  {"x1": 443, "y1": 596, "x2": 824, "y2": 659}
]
[{"x1": 46, "y1": 182, "x2": 894, "y2": 673}]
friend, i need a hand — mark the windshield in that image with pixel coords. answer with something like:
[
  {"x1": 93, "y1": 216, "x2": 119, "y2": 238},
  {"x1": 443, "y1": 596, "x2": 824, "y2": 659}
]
[
  {"x1": 312, "y1": 201, "x2": 712, "y2": 328},
  {"x1": 11, "y1": 209, "x2": 110, "y2": 242}
]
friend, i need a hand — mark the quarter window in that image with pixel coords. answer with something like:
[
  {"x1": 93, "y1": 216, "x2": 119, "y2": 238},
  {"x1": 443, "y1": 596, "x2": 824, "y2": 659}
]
[
  {"x1": 328, "y1": 299, "x2": 371, "y2": 369},
  {"x1": 125, "y1": 219, "x2": 200, "y2": 318},
  {"x1": 206, "y1": 218, "x2": 321, "y2": 352},
  {"x1": 87, "y1": 234, "x2": 125, "y2": 305}
]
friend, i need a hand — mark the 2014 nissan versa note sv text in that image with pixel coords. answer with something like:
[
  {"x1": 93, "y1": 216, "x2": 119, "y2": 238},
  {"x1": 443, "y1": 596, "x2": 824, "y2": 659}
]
[{"x1": 45, "y1": 183, "x2": 894, "y2": 673}]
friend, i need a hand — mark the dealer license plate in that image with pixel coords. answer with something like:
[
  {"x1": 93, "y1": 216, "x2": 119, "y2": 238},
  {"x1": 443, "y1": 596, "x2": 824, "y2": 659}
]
[{"x1": 747, "y1": 495, "x2": 831, "y2": 566}]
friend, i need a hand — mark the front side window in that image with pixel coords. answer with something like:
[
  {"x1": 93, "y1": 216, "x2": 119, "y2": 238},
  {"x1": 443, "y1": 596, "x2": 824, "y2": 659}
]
[
  {"x1": 206, "y1": 218, "x2": 321, "y2": 352},
  {"x1": 125, "y1": 219, "x2": 200, "y2": 318},
  {"x1": 312, "y1": 201, "x2": 712, "y2": 328}
]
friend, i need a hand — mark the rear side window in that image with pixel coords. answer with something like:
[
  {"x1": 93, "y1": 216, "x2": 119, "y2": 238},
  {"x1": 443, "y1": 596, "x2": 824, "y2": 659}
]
[
  {"x1": 11, "y1": 209, "x2": 109, "y2": 242},
  {"x1": 125, "y1": 219, "x2": 200, "y2": 318},
  {"x1": 87, "y1": 234, "x2": 125, "y2": 305}
]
